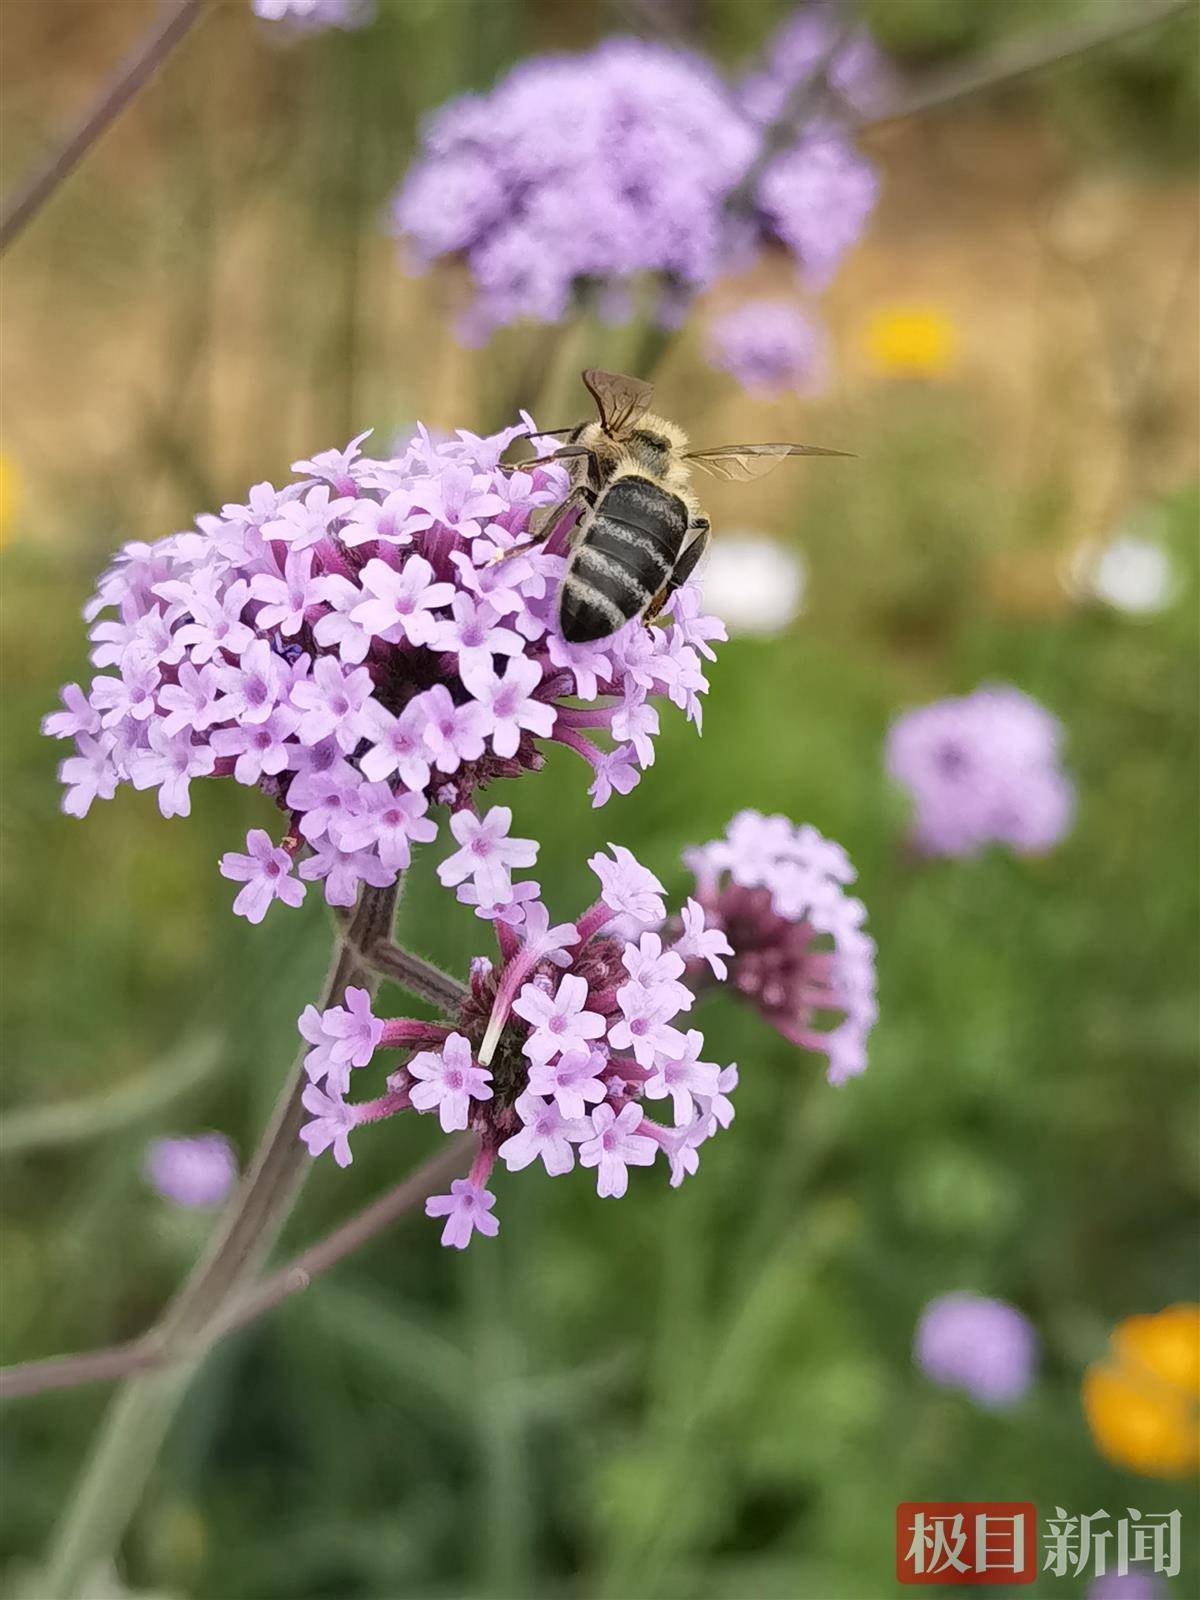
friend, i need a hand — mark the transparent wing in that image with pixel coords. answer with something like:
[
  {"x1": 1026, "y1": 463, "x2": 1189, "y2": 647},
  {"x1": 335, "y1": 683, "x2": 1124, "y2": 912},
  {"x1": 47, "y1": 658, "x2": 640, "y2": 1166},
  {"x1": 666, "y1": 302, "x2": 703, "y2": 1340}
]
[
  {"x1": 581, "y1": 368, "x2": 654, "y2": 436},
  {"x1": 685, "y1": 442, "x2": 853, "y2": 481}
]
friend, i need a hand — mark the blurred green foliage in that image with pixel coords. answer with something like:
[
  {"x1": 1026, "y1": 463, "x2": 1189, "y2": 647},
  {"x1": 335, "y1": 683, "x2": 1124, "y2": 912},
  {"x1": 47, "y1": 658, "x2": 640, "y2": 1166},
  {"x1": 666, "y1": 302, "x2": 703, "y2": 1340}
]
[{"x1": 1, "y1": 2, "x2": 1198, "y2": 1597}]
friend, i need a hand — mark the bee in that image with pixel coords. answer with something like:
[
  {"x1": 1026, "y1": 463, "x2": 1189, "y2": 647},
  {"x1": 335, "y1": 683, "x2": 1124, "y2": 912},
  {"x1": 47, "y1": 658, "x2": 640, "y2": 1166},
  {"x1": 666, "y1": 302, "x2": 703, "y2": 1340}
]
[{"x1": 509, "y1": 369, "x2": 848, "y2": 645}]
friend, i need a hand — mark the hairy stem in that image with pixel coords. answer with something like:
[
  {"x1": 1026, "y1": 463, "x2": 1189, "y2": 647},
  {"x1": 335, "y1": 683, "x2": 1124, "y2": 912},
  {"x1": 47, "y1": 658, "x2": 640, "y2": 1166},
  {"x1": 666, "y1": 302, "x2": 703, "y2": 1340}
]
[
  {"x1": 0, "y1": 0, "x2": 208, "y2": 254},
  {"x1": 39, "y1": 882, "x2": 396, "y2": 1599}
]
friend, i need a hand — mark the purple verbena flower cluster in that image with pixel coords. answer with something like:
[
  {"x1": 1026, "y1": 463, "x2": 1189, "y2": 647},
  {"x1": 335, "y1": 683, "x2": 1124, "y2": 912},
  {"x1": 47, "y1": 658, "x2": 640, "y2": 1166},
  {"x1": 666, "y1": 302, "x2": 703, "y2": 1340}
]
[
  {"x1": 298, "y1": 842, "x2": 740, "y2": 1247},
  {"x1": 682, "y1": 808, "x2": 876, "y2": 1084},
  {"x1": 886, "y1": 686, "x2": 1076, "y2": 859},
  {"x1": 298, "y1": 810, "x2": 873, "y2": 1249},
  {"x1": 705, "y1": 300, "x2": 828, "y2": 396},
  {"x1": 44, "y1": 423, "x2": 724, "y2": 921},
  {"x1": 391, "y1": 35, "x2": 878, "y2": 342},
  {"x1": 914, "y1": 1292, "x2": 1039, "y2": 1408}
]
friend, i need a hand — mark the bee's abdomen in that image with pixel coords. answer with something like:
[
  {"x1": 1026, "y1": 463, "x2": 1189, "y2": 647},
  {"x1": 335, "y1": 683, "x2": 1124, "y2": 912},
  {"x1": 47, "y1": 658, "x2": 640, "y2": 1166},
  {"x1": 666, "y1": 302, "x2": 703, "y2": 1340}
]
[{"x1": 559, "y1": 477, "x2": 688, "y2": 644}]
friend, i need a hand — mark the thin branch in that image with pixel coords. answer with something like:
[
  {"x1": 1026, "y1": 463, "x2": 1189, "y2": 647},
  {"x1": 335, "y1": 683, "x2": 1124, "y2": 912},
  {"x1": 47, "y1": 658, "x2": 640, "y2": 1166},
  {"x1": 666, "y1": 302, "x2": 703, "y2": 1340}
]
[
  {"x1": 0, "y1": 0, "x2": 208, "y2": 255},
  {"x1": 0, "y1": 1136, "x2": 476, "y2": 1403},
  {"x1": 355, "y1": 937, "x2": 469, "y2": 1014},
  {"x1": 0, "y1": 1338, "x2": 159, "y2": 1403},
  {"x1": 212, "y1": 1133, "x2": 477, "y2": 1340},
  {"x1": 860, "y1": 0, "x2": 1195, "y2": 131}
]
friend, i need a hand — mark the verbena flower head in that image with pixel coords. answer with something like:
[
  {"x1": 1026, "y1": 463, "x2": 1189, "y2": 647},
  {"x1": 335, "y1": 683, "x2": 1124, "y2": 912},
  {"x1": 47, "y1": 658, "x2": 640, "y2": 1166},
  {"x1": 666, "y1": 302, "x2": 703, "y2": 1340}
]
[
  {"x1": 144, "y1": 1134, "x2": 238, "y2": 1209},
  {"x1": 390, "y1": 37, "x2": 877, "y2": 342},
  {"x1": 886, "y1": 685, "x2": 1075, "y2": 859},
  {"x1": 682, "y1": 809, "x2": 876, "y2": 1084},
  {"x1": 914, "y1": 1292, "x2": 1039, "y2": 1408},
  {"x1": 44, "y1": 422, "x2": 722, "y2": 919},
  {"x1": 705, "y1": 301, "x2": 828, "y2": 396},
  {"x1": 298, "y1": 811, "x2": 871, "y2": 1248}
]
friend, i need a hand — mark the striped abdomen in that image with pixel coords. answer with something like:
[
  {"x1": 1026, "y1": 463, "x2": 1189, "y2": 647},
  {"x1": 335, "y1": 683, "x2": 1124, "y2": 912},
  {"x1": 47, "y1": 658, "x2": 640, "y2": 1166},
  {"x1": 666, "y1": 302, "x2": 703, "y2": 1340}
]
[{"x1": 558, "y1": 476, "x2": 689, "y2": 644}]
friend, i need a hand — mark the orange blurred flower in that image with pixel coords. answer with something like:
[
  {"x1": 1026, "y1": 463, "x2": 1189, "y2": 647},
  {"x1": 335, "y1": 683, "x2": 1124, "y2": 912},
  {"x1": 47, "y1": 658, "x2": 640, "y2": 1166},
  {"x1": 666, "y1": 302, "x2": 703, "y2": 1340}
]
[
  {"x1": 862, "y1": 305, "x2": 958, "y2": 379},
  {"x1": 1083, "y1": 1305, "x2": 1200, "y2": 1478}
]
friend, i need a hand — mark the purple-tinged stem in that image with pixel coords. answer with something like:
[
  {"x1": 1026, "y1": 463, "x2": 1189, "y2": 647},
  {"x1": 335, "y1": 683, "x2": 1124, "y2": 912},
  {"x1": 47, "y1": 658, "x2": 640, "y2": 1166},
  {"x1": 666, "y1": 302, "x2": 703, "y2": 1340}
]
[{"x1": 0, "y1": 0, "x2": 208, "y2": 254}]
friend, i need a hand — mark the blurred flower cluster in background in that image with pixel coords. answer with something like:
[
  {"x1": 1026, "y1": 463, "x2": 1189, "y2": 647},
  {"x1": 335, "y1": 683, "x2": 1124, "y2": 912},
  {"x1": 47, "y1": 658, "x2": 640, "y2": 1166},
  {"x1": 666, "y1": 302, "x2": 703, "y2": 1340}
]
[{"x1": 1, "y1": 0, "x2": 1197, "y2": 1595}]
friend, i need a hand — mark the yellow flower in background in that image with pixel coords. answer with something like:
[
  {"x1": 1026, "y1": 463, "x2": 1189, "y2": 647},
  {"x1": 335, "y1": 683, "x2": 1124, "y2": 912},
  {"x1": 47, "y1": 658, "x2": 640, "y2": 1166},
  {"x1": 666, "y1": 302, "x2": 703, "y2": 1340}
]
[
  {"x1": 862, "y1": 305, "x2": 958, "y2": 379},
  {"x1": 1082, "y1": 1304, "x2": 1200, "y2": 1478},
  {"x1": 0, "y1": 453, "x2": 19, "y2": 548}
]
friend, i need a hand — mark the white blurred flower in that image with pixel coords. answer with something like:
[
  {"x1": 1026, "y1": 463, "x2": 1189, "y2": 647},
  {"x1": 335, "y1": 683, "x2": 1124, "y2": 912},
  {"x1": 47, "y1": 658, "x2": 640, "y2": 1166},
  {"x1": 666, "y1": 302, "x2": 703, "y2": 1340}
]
[
  {"x1": 1066, "y1": 518, "x2": 1176, "y2": 617},
  {"x1": 698, "y1": 533, "x2": 804, "y2": 636}
]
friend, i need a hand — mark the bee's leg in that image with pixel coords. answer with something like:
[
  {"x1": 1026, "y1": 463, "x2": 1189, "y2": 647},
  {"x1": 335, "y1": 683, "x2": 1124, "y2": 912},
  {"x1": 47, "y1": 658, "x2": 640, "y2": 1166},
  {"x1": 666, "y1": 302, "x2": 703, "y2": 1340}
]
[
  {"x1": 490, "y1": 484, "x2": 595, "y2": 565},
  {"x1": 644, "y1": 517, "x2": 709, "y2": 625}
]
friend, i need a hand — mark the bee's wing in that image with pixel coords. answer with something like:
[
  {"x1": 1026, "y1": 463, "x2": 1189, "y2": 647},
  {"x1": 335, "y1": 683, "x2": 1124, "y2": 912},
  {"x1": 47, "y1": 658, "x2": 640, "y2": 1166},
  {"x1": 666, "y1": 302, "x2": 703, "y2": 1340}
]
[
  {"x1": 684, "y1": 442, "x2": 853, "y2": 481},
  {"x1": 582, "y1": 368, "x2": 654, "y2": 436}
]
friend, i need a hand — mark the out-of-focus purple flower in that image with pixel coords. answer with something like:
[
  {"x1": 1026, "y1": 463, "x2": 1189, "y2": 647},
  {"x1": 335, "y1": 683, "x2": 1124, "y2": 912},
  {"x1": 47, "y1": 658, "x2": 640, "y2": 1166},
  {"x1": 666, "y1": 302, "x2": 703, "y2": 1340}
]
[
  {"x1": 740, "y1": 6, "x2": 890, "y2": 126},
  {"x1": 46, "y1": 423, "x2": 721, "y2": 919},
  {"x1": 705, "y1": 301, "x2": 829, "y2": 396},
  {"x1": 144, "y1": 1134, "x2": 237, "y2": 1209},
  {"x1": 390, "y1": 36, "x2": 876, "y2": 340},
  {"x1": 682, "y1": 809, "x2": 876, "y2": 1084},
  {"x1": 1087, "y1": 1572, "x2": 1164, "y2": 1600},
  {"x1": 914, "y1": 1292, "x2": 1039, "y2": 1408},
  {"x1": 252, "y1": 0, "x2": 374, "y2": 33},
  {"x1": 886, "y1": 686, "x2": 1075, "y2": 858}
]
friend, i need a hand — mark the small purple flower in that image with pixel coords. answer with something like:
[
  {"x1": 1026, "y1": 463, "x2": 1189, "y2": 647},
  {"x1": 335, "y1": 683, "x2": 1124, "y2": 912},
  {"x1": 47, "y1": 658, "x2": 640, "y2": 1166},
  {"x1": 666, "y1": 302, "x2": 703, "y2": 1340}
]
[
  {"x1": 299, "y1": 839, "x2": 392, "y2": 907},
  {"x1": 914, "y1": 1293, "x2": 1039, "y2": 1408},
  {"x1": 219, "y1": 829, "x2": 306, "y2": 923},
  {"x1": 359, "y1": 696, "x2": 433, "y2": 790},
  {"x1": 589, "y1": 844, "x2": 667, "y2": 927},
  {"x1": 129, "y1": 724, "x2": 215, "y2": 819},
  {"x1": 407, "y1": 1034, "x2": 493, "y2": 1132},
  {"x1": 460, "y1": 655, "x2": 555, "y2": 759},
  {"x1": 887, "y1": 686, "x2": 1075, "y2": 858},
  {"x1": 419, "y1": 684, "x2": 490, "y2": 775},
  {"x1": 290, "y1": 656, "x2": 374, "y2": 751},
  {"x1": 607, "y1": 984, "x2": 685, "y2": 1071},
  {"x1": 157, "y1": 661, "x2": 223, "y2": 736},
  {"x1": 436, "y1": 805, "x2": 538, "y2": 910},
  {"x1": 296, "y1": 986, "x2": 384, "y2": 1098},
  {"x1": 210, "y1": 707, "x2": 299, "y2": 786},
  {"x1": 674, "y1": 897, "x2": 732, "y2": 979},
  {"x1": 59, "y1": 734, "x2": 118, "y2": 818},
  {"x1": 643, "y1": 1029, "x2": 721, "y2": 1126},
  {"x1": 249, "y1": 548, "x2": 324, "y2": 636},
  {"x1": 513, "y1": 973, "x2": 606, "y2": 1066},
  {"x1": 335, "y1": 783, "x2": 436, "y2": 874},
  {"x1": 498, "y1": 1091, "x2": 588, "y2": 1176},
  {"x1": 526, "y1": 1046, "x2": 608, "y2": 1120},
  {"x1": 705, "y1": 301, "x2": 828, "y2": 397},
  {"x1": 299, "y1": 1085, "x2": 357, "y2": 1168},
  {"x1": 427, "y1": 594, "x2": 523, "y2": 676},
  {"x1": 351, "y1": 555, "x2": 454, "y2": 647},
  {"x1": 425, "y1": 1179, "x2": 499, "y2": 1250},
  {"x1": 578, "y1": 1103, "x2": 657, "y2": 1199},
  {"x1": 262, "y1": 486, "x2": 355, "y2": 551},
  {"x1": 144, "y1": 1134, "x2": 237, "y2": 1209},
  {"x1": 42, "y1": 683, "x2": 101, "y2": 741}
]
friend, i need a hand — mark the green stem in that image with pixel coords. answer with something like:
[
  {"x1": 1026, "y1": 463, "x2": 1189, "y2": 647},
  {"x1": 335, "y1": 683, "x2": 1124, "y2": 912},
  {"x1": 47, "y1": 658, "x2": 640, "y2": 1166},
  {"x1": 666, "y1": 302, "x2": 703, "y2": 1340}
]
[{"x1": 39, "y1": 883, "x2": 398, "y2": 1599}]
